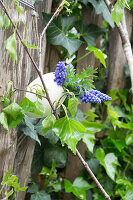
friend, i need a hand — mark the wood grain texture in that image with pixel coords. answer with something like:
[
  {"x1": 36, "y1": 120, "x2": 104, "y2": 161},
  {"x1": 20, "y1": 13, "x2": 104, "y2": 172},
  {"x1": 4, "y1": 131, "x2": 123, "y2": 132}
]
[
  {"x1": 0, "y1": 1, "x2": 52, "y2": 199},
  {"x1": 107, "y1": 9, "x2": 133, "y2": 91}
]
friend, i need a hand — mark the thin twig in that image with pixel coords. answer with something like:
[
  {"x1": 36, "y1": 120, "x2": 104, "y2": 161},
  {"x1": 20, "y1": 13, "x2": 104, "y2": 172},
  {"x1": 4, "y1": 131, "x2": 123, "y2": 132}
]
[
  {"x1": 0, "y1": 2, "x2": 112, "y2": 199},
  {"x1": 76, "y1": 149, "x2": 111, "y2": 200},
  {"x1": 39, "y1": 0, "x2": 64, "y2": 72},
  {"x1": 14, "y1": 88, "x2": 48, "y2": 99}
]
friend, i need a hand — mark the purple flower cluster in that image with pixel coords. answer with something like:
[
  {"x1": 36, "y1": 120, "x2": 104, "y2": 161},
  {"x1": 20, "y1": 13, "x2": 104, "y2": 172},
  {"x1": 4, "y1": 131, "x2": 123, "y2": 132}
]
[
  {"x1": 80, "y1": 90, "x2": 101, "y2": 103},
  {"x1": 80, "y1": 89, "x2": 112, "y2": 103},
  {"x1": 54, "y1": 61, "x2": 112, "y2": 104},
  {"x1": 54, "y1": 62, "x2": 67, "y2": 86},
  {"x1": 89, "y1": 89, "x2": 112, "y2": 102}
]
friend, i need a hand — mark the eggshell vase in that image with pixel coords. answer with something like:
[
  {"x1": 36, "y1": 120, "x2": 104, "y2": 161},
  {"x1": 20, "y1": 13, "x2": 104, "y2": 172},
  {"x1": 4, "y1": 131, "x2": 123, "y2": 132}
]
[{"x1": 25, "y1": 72, "x2": 65, "y2": 118}]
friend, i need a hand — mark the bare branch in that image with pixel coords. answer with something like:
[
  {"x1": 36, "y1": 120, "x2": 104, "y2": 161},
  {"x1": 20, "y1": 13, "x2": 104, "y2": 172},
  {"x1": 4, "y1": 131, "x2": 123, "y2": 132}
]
[
  {"x1": 14, "y1": 88, "x2": 47, "y2": 99},
  {"x1": 76, "y1": 149, "x2": 111, "y2": 200}
]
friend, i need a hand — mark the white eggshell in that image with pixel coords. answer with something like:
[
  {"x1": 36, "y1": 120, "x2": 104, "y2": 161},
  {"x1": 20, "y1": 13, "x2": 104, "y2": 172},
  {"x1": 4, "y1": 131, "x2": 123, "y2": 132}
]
[{"x1": 25, "y1": 72, "x2": 65, "y2": 118}]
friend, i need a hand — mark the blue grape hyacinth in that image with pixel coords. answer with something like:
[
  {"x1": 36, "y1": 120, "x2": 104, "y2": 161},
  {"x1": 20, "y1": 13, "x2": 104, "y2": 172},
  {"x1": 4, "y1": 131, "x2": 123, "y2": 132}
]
[
  {"x1": 54, "y1": 61, "x2": 112, "y2": 104},
  {"x1": 89, "y1": 89, "x2": 112, "y2": 102},
  {"x1": 80, "y1": 90, "x2": 101, "y2": 103},
  {"x1": 54, "y1": 61, "x2": 67, "y2": 86},
  {"x1": 80, "y1": 89, "x2": 112, "y2": 104}
]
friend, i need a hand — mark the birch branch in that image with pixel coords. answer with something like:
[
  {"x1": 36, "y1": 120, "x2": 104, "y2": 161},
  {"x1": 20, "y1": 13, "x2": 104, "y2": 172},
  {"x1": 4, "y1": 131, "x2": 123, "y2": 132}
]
[
  {"x1": 0, "y1": 2, "x2": 111, "y2": 199},
  {"x1": 104, "y1": 0, "x2": 133, "y2": 92}
]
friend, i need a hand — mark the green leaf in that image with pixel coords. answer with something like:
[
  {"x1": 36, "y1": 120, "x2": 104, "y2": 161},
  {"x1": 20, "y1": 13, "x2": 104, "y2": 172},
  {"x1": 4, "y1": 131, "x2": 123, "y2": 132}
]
[
  {"x1": 96, "y1": 148, "x2": 119, "y2": 181},
  {"x1": 17, "y1": 5, "x2": 24, "y2": 14},
  {"x1": 87, "y1": 0, "x2": 114, "y2": 28},
  {"x1": 26, "y1": 44, "x2": 39, "y2": 49},
  {"x1": 2, "y1": 102, "x2": 24, "y2": 128},
  {"x1": 69, "y1": 109, "x2": 85, "y2": 123},
  {"x1": 19, "y1": 115, "x2": 40, "y2": 144},
  {"x1": 0, "y1": 11, "x2": 4, "y2": 28},
  {"x1": 20, "y1": 97, "x2": 36, "y2": 113},
  {"x1": 75, "y1": 21, "x2": 106, "y2": 47},
  {"x1": 126, "y1": 133, "x2": 133, "y2": 145},
  {"x1": 28, "y1": 183, "x2": 39, "y2": 193},
  {"x1": 3, "y1": 102, "x2": 22, "y2": 120},
  {"x1": 30, "y1": 191, "x2": 51, "y2": 200},
  {"x1": 1, "y1": 166, "x2": 11, "y2": 185},
  {"x1": 34, "y1": 101, "x2": 45, "y2": 116},
  {"x1": 5, "y1": 16, "x2": 11, "y2": 30},
  {"x1": 87, "y1": 46, "x2": 107, "y2": 67},
  {"x1": 111, "y1": 0, "x2": 124, "y2": 26},
  {"x1": 64, "y1": 177, "x2": 92, "y2": 200},
  {"x1": 68, "y1": 97, "x2": 79, "y2": 117},
  {"x1": 82, "y1": 121, "x2": 104, "y2": 132},
  {"x1": 118, "y1": 90, "x2": 130, "y2": 111},
  {"x1": 5, "y1": 33, "x2": 17, "y2": 64},
  {"x1": 42, "y1": 114, "x2": 56, "y2": 134},
  {"x1": 0, "y1": 112, "x2": 9, "y2": 131},
  {"x1": 43, "y1": 13, "x2": 82, "y2": 55},
  {"x1": 124, "y1": 188, "x2": 133, "y2": 200},
  {"x1": 20, "y1": 97, "x2": 45, "y2": 117},
  {"x1": 53, "y1": 117, "x2": 86, "y2": 154},
  {"x1": 86, "y1": 110, "x2": 98, "y2": 121},
  {"x1": 104, "y1": 153, "x2": 119, "y2": 181},
  {"x1": 5, "y1": 189, "x2": 14, "y2": 198},
  {"x1": 96, "y1": 148, "x2": 105, "y2": 166},
  {"x1": 82, "y1": 132, "x2": 95, "y2": 152},
  {"x1": 43, "y1": 143, "x2": 67, "y2": 168},
  {"x1": 31, "y1": 141, "x2": 44, "y2": 175},
  {"x1": 86, "y1": 158, "x2": 100, "y2": 175}
]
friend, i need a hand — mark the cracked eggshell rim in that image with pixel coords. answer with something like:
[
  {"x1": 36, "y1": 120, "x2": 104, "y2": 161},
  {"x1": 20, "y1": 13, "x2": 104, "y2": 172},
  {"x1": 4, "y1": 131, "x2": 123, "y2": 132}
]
[{"x1": 25, "y1": 72, "x2": 66, "y2": 118}]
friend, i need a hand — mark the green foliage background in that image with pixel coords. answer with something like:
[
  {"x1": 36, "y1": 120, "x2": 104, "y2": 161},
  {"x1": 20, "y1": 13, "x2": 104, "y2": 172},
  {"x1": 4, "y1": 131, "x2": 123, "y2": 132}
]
[{"x1": 0, "y1": 0, "x2": 133, "y2": 200}]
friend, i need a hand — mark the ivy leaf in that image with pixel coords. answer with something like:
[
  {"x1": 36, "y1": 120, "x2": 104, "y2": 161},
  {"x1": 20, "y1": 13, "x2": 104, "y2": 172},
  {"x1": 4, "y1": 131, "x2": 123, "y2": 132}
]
[
  {"x1": 82, "y1": 121, "x2": 105, "y2": 132},
  {"x1": 68, "y1": 97, "x2": 79, "y2": 117},
  {"x1": 43, "y1": 143, "x2": 67, "y2": 168},
  {"x1": 82, "y1": 132, "x2": 95, "y2": 153},
  {"x1": 43, "y1": 13, "x2": 82, "y2": 55},
  {"x1": 27, "y1": 183, "x2": 39, "y2": 193},
  {"x1": 5, "y1": 33, "x2": 17, "y2": 64},
  {"x1": 64, "y1": 177, "x2": 92, "y2": 200},
  {"x1": 53, "y1": 117, "x2": 86, "y2": 154},
  {"x1": 3, "y1": 102, "x2": 22, "y2": 120},
  {"x1": 96, "y1": 148, "x2": 119, "y2": 181},
  {"x1": 0, "y1": 11, "x2": 4, "y2": 28},
  {"x1": 118, "y1": 90, "x2": 130, "y2": 111},
  {"x1": 124, "y1": 188, "x2": 133, "y2": 200},
  {"x1": 42, "y1": 114, "x2": 56, "y2": 134},
  {"x1": 20, "y1": 97, "x2": 36, "y2": 113},
  {"x1": 87, "y1": 0, "x2": 114, "y2": 28},
  {"x1": 87, "y1": 46, "x2": 107, "y2": 67},
  {"x1": 75, "y1": 21, "x2": 106, "y2": 47},
  {"x1": 19, "y1": 115, "x2": 40, "y2": 144},
  {"x1": 126, "y1": 133, "x2": 133, "y2": 145},
  {"x1": 111, "y1": 0, "x2": 124, "y2": 26},
  {"x1": 20, "y1": 97, "x2": 45, "y2": 117},
  {"x1": 30, "y1": 191, "x2": 51, "y2": 200},
  {"x1": 0, "y1": 112, "x2": 9, "y2": 131}
]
